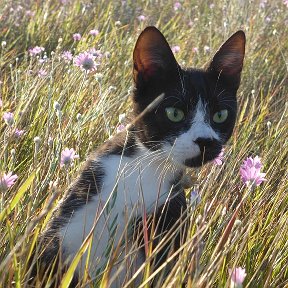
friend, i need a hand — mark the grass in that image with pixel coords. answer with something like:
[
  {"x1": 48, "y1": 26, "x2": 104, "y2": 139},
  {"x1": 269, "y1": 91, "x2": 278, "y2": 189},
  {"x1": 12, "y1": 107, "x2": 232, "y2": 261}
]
[{"x1": 0, "y1": 0, "x2": 287, "y2": 287}]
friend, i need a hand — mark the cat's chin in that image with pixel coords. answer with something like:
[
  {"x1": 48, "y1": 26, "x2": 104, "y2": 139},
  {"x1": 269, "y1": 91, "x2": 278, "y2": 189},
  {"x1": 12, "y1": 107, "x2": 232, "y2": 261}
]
[{"x1": 184, "y1": 153, "x2": 220, "y2": 168}]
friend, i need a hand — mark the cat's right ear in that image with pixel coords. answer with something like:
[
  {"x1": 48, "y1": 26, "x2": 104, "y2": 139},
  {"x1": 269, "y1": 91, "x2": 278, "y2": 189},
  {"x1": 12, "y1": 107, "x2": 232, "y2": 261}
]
[
  {"x1": 133, "y1": 26, "x2": 178, "y2": 85},
  {"x1": 208, "y1": 31, "x2": 246, "y2": 89}
]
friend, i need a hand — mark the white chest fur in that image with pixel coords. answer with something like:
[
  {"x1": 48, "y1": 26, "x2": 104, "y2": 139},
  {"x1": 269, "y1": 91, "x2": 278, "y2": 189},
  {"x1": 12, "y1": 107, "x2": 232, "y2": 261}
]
[{"x1": 59, "y1": 147, "x2": 180, "y2": 284}]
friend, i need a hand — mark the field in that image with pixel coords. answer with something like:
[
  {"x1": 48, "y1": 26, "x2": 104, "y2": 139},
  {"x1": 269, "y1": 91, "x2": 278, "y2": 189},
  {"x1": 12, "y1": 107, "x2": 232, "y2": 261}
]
[{"x1": 0, "y1": 0, "x2": 287, "y2": 287}]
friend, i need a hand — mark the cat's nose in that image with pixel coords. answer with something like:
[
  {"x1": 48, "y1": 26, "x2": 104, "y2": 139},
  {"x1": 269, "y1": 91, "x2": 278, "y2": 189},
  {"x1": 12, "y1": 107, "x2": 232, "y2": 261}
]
[{"x1": 195, "y1": 137, "x2": 216, "y2": 152}]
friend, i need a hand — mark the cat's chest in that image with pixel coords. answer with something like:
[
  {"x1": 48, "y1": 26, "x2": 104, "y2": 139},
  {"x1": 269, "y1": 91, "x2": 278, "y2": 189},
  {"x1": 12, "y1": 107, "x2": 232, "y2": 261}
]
[
  {"x1": 100, "y1": 154, "x2": 174, "y2": 213},
  {"x1": 59, "y1": 153, "x2": 179, "y2": 263}
]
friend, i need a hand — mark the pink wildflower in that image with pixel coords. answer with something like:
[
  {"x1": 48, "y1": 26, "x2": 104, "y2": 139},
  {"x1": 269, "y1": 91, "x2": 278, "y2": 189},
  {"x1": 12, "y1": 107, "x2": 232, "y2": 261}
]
[
  {"x1": 116, "y1": 124, "x2": 126, "y2": 133},
  {"x1": 284, "y1": 0, "x2": 288, "y2": 7},
  {"x1": 3, "y1": 112, "x2": 14, "y2": 126},
  {"x1": 260, "y1": 0, "x2": 267, "y2": 8},
  {"x1": 38, "y1": 69, "x2": 48, "y2": 78},
  {"x1": 60, "y1": 148, "x2": 79, "y2": 167},
  {"x1": 61, "y1": 51, "x2": 73, "y2": 62},
  {"x1": 229, "y1": 267, "x2": 247, "y2": 287},
  {"x1": 265, "y1": 17, "x2": 271, "y2": 23},
  {"x1": 14, "y1": 128, "x2": 25, "y2": 138},
  {"x1": 73, "y1": 33, "x2": 81, "y2": 41},
  {"x1": 174, "y1": 2, "x2": 181, "y2": 11},
  {"x1": 38, "y1": 58, "x2": 47, "y2": 64},
  {"x1": 25, "y1": 10, "x2": 35, "y2": 17},
  {"x1": 89, "y1": 29, "x2": 99, "y2": 36},
  {"x1": 213, "y1": 148, "x2": 224, "y2": 165},
  {"x1": 192, "y1": 47, "x2": 199, "y2": 53},
  {"x1": 172, "y1": 45, "x2": 180, "y2": 53},
  {"x1": 88, "y1": 48, "x2": 103, "y2": 59},
  {"x1": 0, "y1": 172, "x2": 18, "y2": 192},
  {"x1": 29, "y1": 46, "x2": 45, "y2": 56},
  {"x1": 240, "y1": 156, "x2": 266, "y2": 187},
  {"x1": 137, "y1": 15, "x2": 146, "y2": 21},
  {"x1": 74, "y1": 52, "x2": 98, "y2": 73}
]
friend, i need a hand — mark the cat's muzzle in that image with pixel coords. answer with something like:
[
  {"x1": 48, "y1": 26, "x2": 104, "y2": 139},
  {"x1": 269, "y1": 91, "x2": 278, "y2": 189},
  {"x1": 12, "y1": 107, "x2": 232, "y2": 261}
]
[{"x1": 184, "y1": 138, "x2": 222, "y2": 167}]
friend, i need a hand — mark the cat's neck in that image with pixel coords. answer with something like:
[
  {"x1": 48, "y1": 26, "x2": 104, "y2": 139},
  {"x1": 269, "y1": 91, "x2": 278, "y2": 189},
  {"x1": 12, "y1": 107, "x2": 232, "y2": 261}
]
[
  {"x1": 102, "y1": 128, "x2": 184, "y2": 174},
  {"x1": 96, "y1": 130, "x2": 184, "y2": 213}
]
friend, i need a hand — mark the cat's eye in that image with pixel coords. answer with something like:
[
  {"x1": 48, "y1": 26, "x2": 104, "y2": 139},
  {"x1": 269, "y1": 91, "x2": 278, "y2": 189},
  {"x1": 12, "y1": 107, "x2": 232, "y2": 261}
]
[
  {"x1": 165, "y1": 107, "x2": 185, "y2": 122},
  {"x1": 213, "y1": 109, "x2": 228, "y2": 123}
]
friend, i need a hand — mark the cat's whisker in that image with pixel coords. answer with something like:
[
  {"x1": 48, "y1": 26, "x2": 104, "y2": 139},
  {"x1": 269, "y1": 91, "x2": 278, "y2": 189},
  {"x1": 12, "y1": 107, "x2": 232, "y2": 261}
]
[
  {"x1": 215, "y1": 89, "x2": 226, "y2": 99},
  {"x1": 217, "y1": 99, "x2": 237, "y2": 111},
  {"x1": 177, "y1": 65, "x2": 186, "y2": 98},
  {"x1": 121, "y1": 150, "x2": 167, "y2": 177}
]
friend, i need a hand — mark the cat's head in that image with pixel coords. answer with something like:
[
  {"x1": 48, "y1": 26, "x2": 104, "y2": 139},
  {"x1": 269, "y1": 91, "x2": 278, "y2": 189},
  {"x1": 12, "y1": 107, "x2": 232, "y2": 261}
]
[{"x1": 132, "y1": 26, "x2": 245, "y2": 168}]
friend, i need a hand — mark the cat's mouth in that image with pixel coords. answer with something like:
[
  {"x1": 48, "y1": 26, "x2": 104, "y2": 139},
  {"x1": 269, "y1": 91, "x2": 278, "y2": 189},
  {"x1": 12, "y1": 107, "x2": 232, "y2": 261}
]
[{"x1": 184, "y1": 152, "x2": 220, "y2": 167}]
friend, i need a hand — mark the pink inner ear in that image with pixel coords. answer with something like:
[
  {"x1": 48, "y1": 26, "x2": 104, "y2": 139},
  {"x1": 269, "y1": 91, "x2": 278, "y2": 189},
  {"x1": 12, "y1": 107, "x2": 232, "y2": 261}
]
[
  {"x1": 143, "y1": 66, "x2": 158, "y2": 79},
  {"x1": 219, "y1": 52, "x2": 243, "y2": 75},
  {"x1": 134, "y1": 49, "x2": 165, "y2": 81}
]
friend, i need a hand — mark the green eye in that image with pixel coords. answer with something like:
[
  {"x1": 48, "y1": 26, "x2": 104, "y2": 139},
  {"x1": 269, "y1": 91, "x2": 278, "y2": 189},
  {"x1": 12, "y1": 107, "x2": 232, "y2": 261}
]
[
  {"x1": 165, "y1": 107, "x2": 185, "y2": 122},
  {"x1": 213, "y1": 109, "x2": 228, "y2": 123}
]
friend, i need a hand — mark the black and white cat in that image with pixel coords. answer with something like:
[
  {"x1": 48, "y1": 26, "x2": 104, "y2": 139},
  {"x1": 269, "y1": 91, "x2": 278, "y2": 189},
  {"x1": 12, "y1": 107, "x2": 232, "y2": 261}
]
[{"x1": 31, "y1": 27, "x2": 245, "y2": 287}]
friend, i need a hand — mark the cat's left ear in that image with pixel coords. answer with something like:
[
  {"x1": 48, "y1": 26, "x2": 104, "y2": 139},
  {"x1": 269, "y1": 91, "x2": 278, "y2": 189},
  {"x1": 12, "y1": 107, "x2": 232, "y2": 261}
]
[{"x1": 208, "y1": 31, "x2": 246, "y2": 89}]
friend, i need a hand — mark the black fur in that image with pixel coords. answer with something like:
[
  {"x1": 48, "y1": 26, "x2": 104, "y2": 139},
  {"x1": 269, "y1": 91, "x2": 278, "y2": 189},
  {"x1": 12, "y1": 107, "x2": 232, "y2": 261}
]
[
  {"x1": 52, "y1": 160, "x2": 105, "y2": 230},
  {"x1": 97, "y1": 129, "x2": 138, "y2": 157},
  {"x1": 133, "y1": 66, "x2": 238, "y2": 166}
]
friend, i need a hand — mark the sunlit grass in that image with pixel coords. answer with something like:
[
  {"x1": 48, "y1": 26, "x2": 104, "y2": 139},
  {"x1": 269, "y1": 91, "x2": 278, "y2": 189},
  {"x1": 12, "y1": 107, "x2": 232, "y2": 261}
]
[{"x1": 0, "y1": 0, "x2": 287, "y2": 287}]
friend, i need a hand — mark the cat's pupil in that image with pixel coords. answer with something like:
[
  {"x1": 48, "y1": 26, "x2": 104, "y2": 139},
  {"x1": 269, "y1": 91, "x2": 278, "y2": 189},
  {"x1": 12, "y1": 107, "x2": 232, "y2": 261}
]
[
  {"x1": 174, "y1": 109, "x2": 178, "y2": 117},
  {"x1": 218, "y1": 112, "x2": 222, "y2": 118}
]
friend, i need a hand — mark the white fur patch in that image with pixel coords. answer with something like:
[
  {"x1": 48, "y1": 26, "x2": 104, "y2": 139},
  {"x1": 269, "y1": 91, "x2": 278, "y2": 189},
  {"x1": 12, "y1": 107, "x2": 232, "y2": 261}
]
[
  {"x1": 59, "y1": 146, "x2": 180, "y2": 286},
  {"x1": 163, "y1": 99, "x2": 220, "y2": 165}
]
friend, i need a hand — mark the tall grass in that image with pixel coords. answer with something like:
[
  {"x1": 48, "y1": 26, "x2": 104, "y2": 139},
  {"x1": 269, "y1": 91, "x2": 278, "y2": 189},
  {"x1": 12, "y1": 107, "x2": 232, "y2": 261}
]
[{"x1": 0, "y1": 0, "x2": 287, "y2": 287}]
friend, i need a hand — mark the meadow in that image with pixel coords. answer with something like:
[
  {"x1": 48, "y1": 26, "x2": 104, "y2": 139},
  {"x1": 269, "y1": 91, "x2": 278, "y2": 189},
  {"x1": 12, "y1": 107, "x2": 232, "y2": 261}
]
[{"x1": 0, "y1": 0, "x2": 287, "y2": 287}]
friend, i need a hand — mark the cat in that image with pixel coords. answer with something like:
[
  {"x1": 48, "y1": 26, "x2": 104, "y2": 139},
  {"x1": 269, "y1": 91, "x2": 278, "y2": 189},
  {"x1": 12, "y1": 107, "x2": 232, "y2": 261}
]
[{"x1": 29, "y1": 26, "x2": 245, "y2": 287}]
